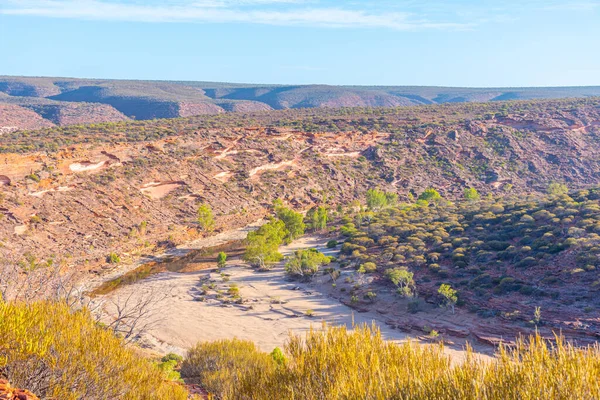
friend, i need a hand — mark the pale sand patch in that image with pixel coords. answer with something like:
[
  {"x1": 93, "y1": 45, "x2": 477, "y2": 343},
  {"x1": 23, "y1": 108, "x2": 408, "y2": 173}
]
[
  {"x1": 213, "y1": 171, "x2": 233, "y2": 183},
  {"x1": 140, "y1": 181, "x2": 186, "y2": 199},
  {"x1": 102, "y1": 265, "x2": 416, "y2": 355},
  {"x1": 214, "y1": 148, "x2": 237, "y2": 160},
  {"x1": 28, "y1": 186, "x2": 72, "y2": 198},
  {"x1": 69, "y1": 161, "x2": 106, "y2": 172},
  {"x1": 14, "y1": 225, "x2": 27, "y2": 235},
  {"x1": 325, "y1": 151, "x2": 361, "y2": 158},
  {"x1": 248, "y1": 160, "x2": 295, "y2": 178}
]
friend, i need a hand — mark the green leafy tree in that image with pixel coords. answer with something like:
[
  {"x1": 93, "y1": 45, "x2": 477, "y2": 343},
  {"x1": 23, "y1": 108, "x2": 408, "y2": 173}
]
[
  {"x1": 385, "y1": 268, "x2": 415, "y2": 297},
  {"x1": 285, "y1": 248, "x2": 331, "y2": 279},
  {"x1": 438, "y1": 284, "x2": 458, "y2": 314},
  {"x1": 217, "y1": 252, "x2": 227, "y2": 269},
  {"x1": 418, "y1": 188, "x2": 442, "y2": 203},
  {"x1": 366, "y1": 188, "x2": 388, "y2": 211},
  {"x1": 307, "y1": 206, "x2": 328, "y2": 231},
  {"x1": 275, "y1": 203, "x2": 305, "y2": 243},
  {"x1": 243, "y1": 219, "x2": 287, "y2": 269},
  {"x1": 197, "y1": 204, "x2": 215, "y2": 231},
  {"x1": 464, "y1": 187, "x2": 480, "y2": 201}
]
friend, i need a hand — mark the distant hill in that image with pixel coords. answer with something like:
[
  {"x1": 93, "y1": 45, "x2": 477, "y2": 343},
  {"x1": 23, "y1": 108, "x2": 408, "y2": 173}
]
[{"x1": 2, "y1": 75, "x2": 600, "y2": 129}]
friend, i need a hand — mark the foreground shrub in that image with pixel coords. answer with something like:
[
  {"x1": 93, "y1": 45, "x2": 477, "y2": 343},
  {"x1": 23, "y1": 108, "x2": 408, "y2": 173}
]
[
  {"x1": 0, "y1": 301, "x2": 188, "y2": 400},
  {"x1": 185, "y1": 324, "x2": 600, "y2": 400},
  {"x1": 181, "y1": 338, "x2": 276, "y2": 398}
]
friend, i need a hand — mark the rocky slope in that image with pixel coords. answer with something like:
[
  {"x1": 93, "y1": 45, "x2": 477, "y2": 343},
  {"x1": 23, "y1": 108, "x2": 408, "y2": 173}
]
[
  {"x1": 0, "y1": 98, "x2": 599, "y2": 279},
  {"x1": 25, "y1": 103, "x2": 130, "y2": 126},
  {"x1": 0, "y1": 104, "x2": 54, "y2": 133}
]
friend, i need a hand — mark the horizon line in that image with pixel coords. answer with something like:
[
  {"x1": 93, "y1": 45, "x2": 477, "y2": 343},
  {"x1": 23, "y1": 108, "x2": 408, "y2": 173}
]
[{"x1": 3, "y1": 74, "x2": 600, "y2": 90}]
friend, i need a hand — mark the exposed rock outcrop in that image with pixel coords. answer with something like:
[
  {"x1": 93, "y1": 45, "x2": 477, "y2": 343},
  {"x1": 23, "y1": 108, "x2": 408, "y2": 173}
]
[{"x1": 0, "y1": 380, "x2": 39, "y2": 400}]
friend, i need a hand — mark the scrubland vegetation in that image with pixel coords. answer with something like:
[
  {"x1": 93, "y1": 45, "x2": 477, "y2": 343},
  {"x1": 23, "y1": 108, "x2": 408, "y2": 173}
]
[
  {"x1": 335, "y1": 186, "x2": 600, "y2": 328},
  {"x1": 181, "y1": 323, "x2": 600, "y2": 399},
  {"x1": 0, "y1": 301, "x2": 188, "y2": 399},
  {"x1": 3, "y1": 96, "x2": 598, "y2": 153}
]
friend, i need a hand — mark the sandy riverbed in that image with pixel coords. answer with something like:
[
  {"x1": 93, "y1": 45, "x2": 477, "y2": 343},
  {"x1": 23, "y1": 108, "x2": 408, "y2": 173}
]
[{"x1": 100, "y1": 235, "x2": 494, "y2": 362}]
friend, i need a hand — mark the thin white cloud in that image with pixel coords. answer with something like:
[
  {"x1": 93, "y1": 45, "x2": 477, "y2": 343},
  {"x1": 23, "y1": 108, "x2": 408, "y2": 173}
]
[
  {"x1": 0, "y1": 0, "x2": 471, "y2": 30},
  {"x1": 542, "y1": 1, "x2": 600, "y2": 10}
]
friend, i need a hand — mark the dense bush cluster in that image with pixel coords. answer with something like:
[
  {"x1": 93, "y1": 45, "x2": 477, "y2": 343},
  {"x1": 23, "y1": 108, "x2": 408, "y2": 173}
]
[{"x1": 336, "y1": 188, "x2": 600, "y2": 320}]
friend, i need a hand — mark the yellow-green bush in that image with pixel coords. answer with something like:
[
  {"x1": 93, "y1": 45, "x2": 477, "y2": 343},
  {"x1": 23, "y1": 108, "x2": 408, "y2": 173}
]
[
  {"x1": 0, "y1": 301, "x2": 189, "y2": 399},
  {"x1": 181, "y1": 338, "x2": 276, "y2": 398},
  {"x1": 184, "y1": 324, "x2": 600, "y2": 400}
]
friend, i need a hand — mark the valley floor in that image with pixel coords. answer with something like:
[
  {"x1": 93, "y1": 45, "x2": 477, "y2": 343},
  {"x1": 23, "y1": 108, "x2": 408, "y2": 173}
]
[{"x1": 99, "y1": 229, "x2": 494, "y2": 363}]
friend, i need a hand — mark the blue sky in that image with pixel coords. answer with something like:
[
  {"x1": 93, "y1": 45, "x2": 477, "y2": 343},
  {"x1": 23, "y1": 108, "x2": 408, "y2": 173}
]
[{"x1": 1, "y1": 0, "x2": 599, "y2": 86}]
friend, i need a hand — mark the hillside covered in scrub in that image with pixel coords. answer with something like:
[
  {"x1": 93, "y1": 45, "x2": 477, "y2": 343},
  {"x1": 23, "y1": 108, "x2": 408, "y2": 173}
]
[
  {"x1": 2, "y1": 75, "x2": 600, "y2": 130},
  {"x1": 2, "y1": 98, "x2": 600, "y2": 274},
  {"x1": 330, "y1": 186, "x2": 600, "y2": 345}
]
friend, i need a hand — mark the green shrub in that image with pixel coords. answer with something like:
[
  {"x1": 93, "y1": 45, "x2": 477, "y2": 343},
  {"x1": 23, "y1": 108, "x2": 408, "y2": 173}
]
[
  {"x1": 107, "y1": 252, "x2": 120, "y2": 264},
  {"x1": 270, "y1": 347, "x2": 286, "y2": 366},
  {"x1": 360, "y1": 262, "x2": 377, "y2": 273},
  {"x1": 418, "y1": 188, "x2": 442, "y2": 203},
  {"x1": 161, "y1": 353, "x2": 183, "y2": 363},
  {"x1": 197, "y1": 203, "x2": 215, "y2": 231},
  {"x1": 285, "y1": 248, "x2": 331, "y2": 278}
]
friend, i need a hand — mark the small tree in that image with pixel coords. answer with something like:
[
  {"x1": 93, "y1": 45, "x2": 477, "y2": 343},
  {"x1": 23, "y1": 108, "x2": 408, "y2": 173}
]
[
  {"x1": 285, "y1": 248, "x2": 331, "y2": 279},
  {"x1": 418, "y1": 188, "x2": 442, "y2": 203},
  {"x1": 366, "y1": 188, "x2": 388, "y2": 211},
  {"x1": 464, "y1": 187, "x2": 480, "y2": 201},
  {"x1": 243, "y1": 219, "x2": 287, "y2": 269},
  {"x1": 197, "y1": 204, "x2": 215, "y2": 231},
  {"x1": 385, "y1": 268, "x2": 415, "y2": 297},
  {"x1": 315, "y1": 206, "x2": 328, "y2": 231},
  {"x1": 217, "y1": 252, "x2": 227, "y2": 269},
  {"x1": 275, "y1": 203, "x2": 305, "y2": 243},
  {"x1": 438, "y1": 284, "x2": 458, "y2": 314},
  {"x1": 307, "y1": 206, "x2": 328, "y2": 232}
]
